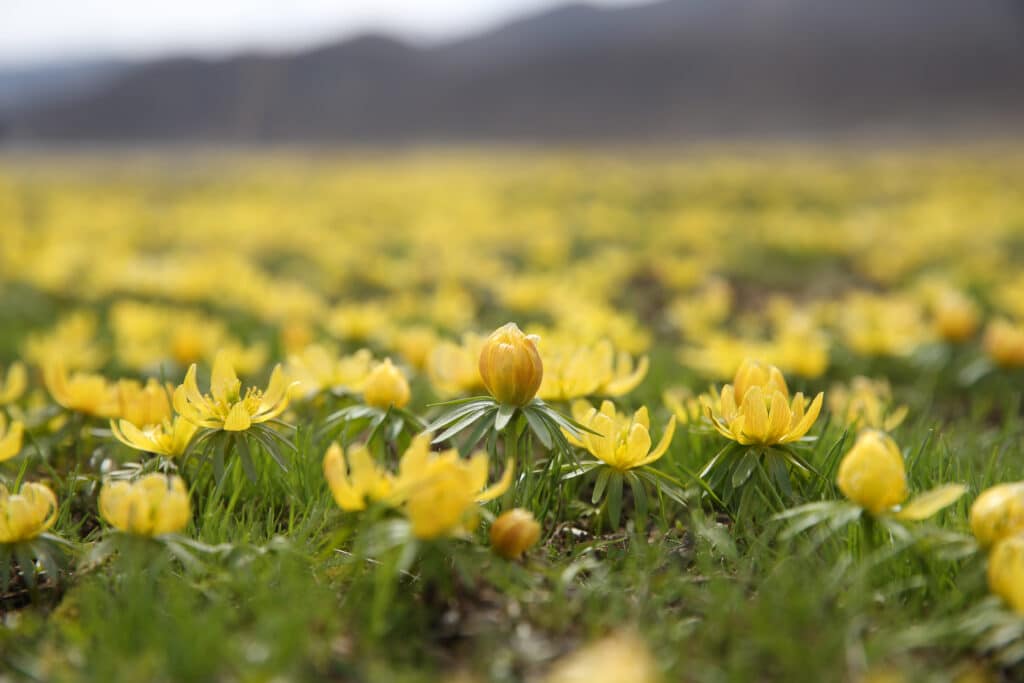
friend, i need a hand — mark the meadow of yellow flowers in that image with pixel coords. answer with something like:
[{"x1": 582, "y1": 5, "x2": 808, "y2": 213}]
[{"x1": 1, "y1": 149, "x2": 1024, "y2": 681}]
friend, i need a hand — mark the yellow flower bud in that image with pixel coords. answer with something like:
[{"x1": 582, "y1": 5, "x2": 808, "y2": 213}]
[
  {"x1": 478, "y1": 323, "x2": 543, "y2": 406},
  {"x1": 933, "y1": 290, "x2": 979, "y2": 343},
  {"x1": 988, "y1": 535, "x2": 1024, "y2": 615},
  {"x1": 970, "y1": 483, "x2": 1024, "y2": 548},
  {"x1": 361, "y1": 358, "x2": 411, "y2": 409},
  {"x1": 836, "y1": 430, "x2": 907, "y2": 515},
  {"x1": 490, "y1": 508, "x2": 541, "y2": 559},
  {"x1": 98, "y1": 474, "x2": 191, "y2": 537},
  {"x1": 984, "y1": 319, "x2": 1024, "y2": 368}
]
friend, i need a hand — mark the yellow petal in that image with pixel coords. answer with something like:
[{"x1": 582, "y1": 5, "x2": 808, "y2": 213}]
[
  {"x1": 0, "y1": 420, "x2": 22, "y2": 461},
  {"x1": 222, "y1": 402, "x2": 252, "y2": 431},
  {"x1": 740, "y1": 385, "x2": 769, "y2": 442},
  {"x1": 766, "y1": 391, "x2": 792, "y2": 444},
  {"x1": 892, "y1": 484, "x2": 967, "y2": 521},
  {"x1": 477, "y1": 458, "x2": 514, "y2": 502},
  {"x1": 637, "y1": 415, "x2": 676, "y2": 467},
  {"x1": 210, "y1": 352, "x2": 240, "y2": 404},
  {"x1": 783, "y1": 392, "x2": 823, "y2": 442}
]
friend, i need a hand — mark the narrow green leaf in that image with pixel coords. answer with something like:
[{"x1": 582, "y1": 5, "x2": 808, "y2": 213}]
[
  {"x1": 592, "y1": 467, "x2": 611, "y2": 504},
  {"x1": 607, "y1": 472, "x2": 624, "y2": 528},
  {"x1": 732, "y1": 450, "x2": 758, "y2": 488}
]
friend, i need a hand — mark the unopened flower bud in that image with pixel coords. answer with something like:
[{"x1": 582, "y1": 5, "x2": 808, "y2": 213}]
[
  {"x1": 836, "y1": 430, "x2": 907, "y2": 515},
  {"x1": 988, "y1": 535, "x2": 1024, "y2": 615},
  {"x1": 490, "y1": 508, "x2": 541, "y2": 559},
  {"x1": 479, "y1": 323, "x2": 543, "y2": 407},
  {"x1": 362, "y1": 358, "x2": 411, "y2": 409},
  {"x1": 971, "y1": 482, "x2": 1024, "y2": 548}
]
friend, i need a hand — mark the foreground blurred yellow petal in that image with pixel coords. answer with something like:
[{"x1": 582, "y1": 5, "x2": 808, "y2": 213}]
[
  {"x1": 0, "y1": 483, "x2": 57, "y2": 544},
  {"x1": 98, "y1": 474, "x2": 191, "y2": 537}
]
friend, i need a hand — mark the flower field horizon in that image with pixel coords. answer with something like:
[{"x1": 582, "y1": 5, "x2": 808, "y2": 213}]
[{"x1": 1, "y1": 148, "x2": 1024, "y2": 682}]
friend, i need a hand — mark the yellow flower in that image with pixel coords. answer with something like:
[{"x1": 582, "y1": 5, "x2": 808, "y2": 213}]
[
  {"x1": 827, "y1": 376, "x2": 908, "y2": 431},
  {"x1": 545, "y1": 630, "x2": 661, "y2": 683},
  {"x1": 286, "y1": 345, "x2": 374, "y2": 398},
  {"x1": 173, "y1": 352, "x2": 290, "y2": 431},
  {"x1": 322, "y1": 434, "x2": 513, "y2": 539},
  {"x1": 571, "y1": 400, "x2": 675, "y2": 471},
  {"x1": 322, "y1": 442, "x2": 394, "y2": 511},
  {"x1": 490, "y1": 508, "x2": 541, "y2": 559},
  {"x1": 23, "y1": 311, "x2": 105, "y2": 370},
  {"x1": 932, "y1": 288, "x2": 980, "y2": 342},
  {"x1": 984, "y1": 318, "x2": 1024, "y2": 368},
  {"x1": 836, "y1": 430, "x2": 965, "y2": 519},
  {"x1": 0, "y1": 413, "x2": 25, "y2": 462},
  {"x1": 0, "y1": 482, "x2": 58, "y2": 543},
  {"x1": 478, "y1": 323, "x2": 544, "y2": 406},
  {"x1": 116, "y1": 378, "x2": 173, "y2": 428},
  {"x1": 393, "y1": 433, "x2": 513, "y2": 540},
  {"x1": 0, "y1": 362, "x2": 27, "y2": 405},
  {"x1": 537, "y1": 339, "x2": 648, "y2": 402},
  {"x1": 702, "y1": 359, "x2": 823, "y2": 447},
  {"x1": 326, "y1": 302, "x2": 393, "y2": 343},
  {"x1": 663, "y1": 388, "x2": 704, "y2": 425},
  {"x1": 988, "y1": 535, "x2": 1024, "y2": 615},
  {"x1": 427, "y1": 333, "x2": 487, "y2": 397},
  {"x1": 360, "y1": 358, "x2": 411, "y2": 409},
  {"x1": 836, "y1": 431, "x2": 908, "y2": 515},
  {"x1": 110, "y1": 416, "x2": 198, "y2": 458},
  {"x1": 970, "y1": 483, "x2": 1024, "y2": 548},
  {"x1": 98, "y1": 474, "x2": 191, "y2": 537},
  {"x1": 43, "y1": 361, "x2": 120, "y2": 418},
  {"x1": 389, "y1": 325, "x2": 440, "y2": 371}
]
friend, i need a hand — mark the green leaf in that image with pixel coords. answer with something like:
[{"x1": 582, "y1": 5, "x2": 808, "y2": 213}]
[
  {"x1": 628, "y1": 472, "x2": 649, "y2": 523},
  {"x1": 523, "y1": 408, "x2": 554, "y2": 450},
  {"x1": 494, "y1": 404, "x2": 516, "y2": 432},
  {"x1": 433, "y1": 407, "x2": 493, "y2": 443},
  {"x1": 237, "y1": 436, "x2": 258, "y2": 483},
  {"x1": 732, "y1": 450, "x2": 758, "y2": 488},
  {"x1": 607, "y1": 472, "x2": 624, "y2": 528},
  {"x1": 592, "y1": 467, "x2": 611, "y2": 504}
]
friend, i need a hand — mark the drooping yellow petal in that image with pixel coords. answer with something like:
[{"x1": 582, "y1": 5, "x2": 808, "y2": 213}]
[
  {"x1": 476, "y1": 458, "x2": 514, "y2": 502},
  {"x1": 783, "y1": 392, "x2": 823, "y2": 443},
  {"x1": 636, "y1": 415, "x2": 676, "y2": 467},
  {"x1": 892, "y1": 484, "x2": 967, "y2": 521}
]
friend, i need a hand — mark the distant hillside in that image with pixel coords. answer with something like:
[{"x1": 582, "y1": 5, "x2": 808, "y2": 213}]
[{"x1": 5, "y1": 0, "x2": 1024, "y2": 143}]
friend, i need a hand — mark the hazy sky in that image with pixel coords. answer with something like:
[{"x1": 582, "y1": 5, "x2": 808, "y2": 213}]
[{"x1": 0, "y1": 0, "x2": 648, "y2": 67}]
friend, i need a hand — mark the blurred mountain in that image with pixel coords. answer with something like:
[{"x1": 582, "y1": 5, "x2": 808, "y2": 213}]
[
  {"x1": 5, "y1": 0, "x2": 1024, "y2": 143},
  {"x1": 0, "y1": 59, "x2": 129, "y2": 114}
]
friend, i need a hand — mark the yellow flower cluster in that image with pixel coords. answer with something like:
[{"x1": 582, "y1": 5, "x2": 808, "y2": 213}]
[{"x1": 323, "y1": 433, "x2": 512, "y2": 540}]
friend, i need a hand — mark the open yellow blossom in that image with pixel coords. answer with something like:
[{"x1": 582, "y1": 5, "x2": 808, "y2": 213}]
[
  {"x1": 394, "y1": 434, "x2": 513, "y2": 539},
  {"x1": 116, "y1": 378, "x2": 173, "y2": 428},
  {"x1": 110, "y1": 416, "x2": 198, "y2": 458},
  {"x1": 970, "y1": 482, "x2": 1024, "y2": 548},
  {"x1": 0, "y1": 483, "x2": 58, "y2": 544},
  {"x1": 984, "y1": 318, "x2": 1024, "y2": 368},
  {"x1": 43, "y1": 361, "x2": 120, "y2": 418},
  {"x1": 98, "y1": 474, "x2": 191, "y2": 537},
  {"x1": 988, "y1": 535, "x2": 1024, "y2": 615},
  {"x1": 571, "y1": 400, "x2": 675, "y2": 471},
  {"x1": 0, "y1": 413, "x2": 25, "y2": 462},
  {"x1": 479, "y1": 323, "x2": 544, "y2": 406},
  {"x1": 322, "y1": 433, "x2": 513, "y2": 539},
  {"x1": 537, "y1": 339, "x2": 648, "y2": 402},
  {"x1": 545, "y1": 630, "x2": 661, "y2": 683},
  {"x1": 702, "y1": 359, "x2": 823, "y2": 447},
  {"x1": 287, "y1": 345, "x2": 374, "y2": 398},
  {"x1": 427, "y1": 333, "x2": 487, "y2": 397},
  {"x1": 173, "y1": 352, "x2": 290, "y2": 432},
  {"x1": 360, "y1": 358, "x2": 411, "y2": 409},
  {"x1": 828, "y1": 376, "x2": 908, "y2": 431},
  {"x1": 323, "y1": 442, "x2": 394, "y2": 511},
  {"x1": 0, "y1": 362, "x2": 27, "y2": 405},
  {"x1": 836, "y1": 430, "x2": 964, "y2": 519}
]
